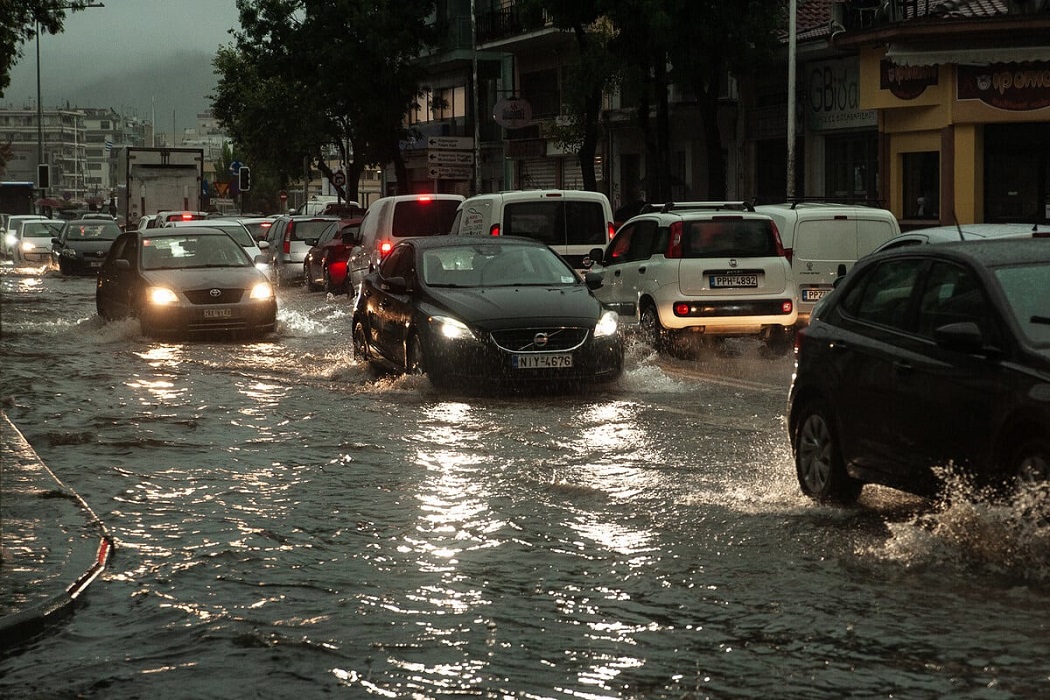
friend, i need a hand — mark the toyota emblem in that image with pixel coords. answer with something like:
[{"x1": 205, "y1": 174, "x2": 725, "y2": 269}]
[
  {"x1": 209, "y1": 288, "x2": 222, "y2": 297},
  {"x1": 533, "y1": 333, "x2": 549, "y2": 347}
]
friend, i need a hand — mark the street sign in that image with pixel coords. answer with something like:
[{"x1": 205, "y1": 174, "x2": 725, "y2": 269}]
[
  {"x1": 427, "y1": 136, "x2": 474, "y2": 150},
  {"x1": 427, "y1": 150, "x2": 474, "y2": 166},
  {"x1": 279, "y1": 190, "x2": 288, "y2": 201},
  {"x1": 428, "y1": 165, "x2": 472, "y2": 180},
  {"x1": 331, "y1": 170, "x2": 346, "y2": 187}
]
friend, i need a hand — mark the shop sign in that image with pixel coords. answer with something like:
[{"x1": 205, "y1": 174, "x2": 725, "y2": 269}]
[
  {"x1": 880, "y1": 61, "x2": 939, "y2": 100},
  {"x1": 958, "y1": 62, "x2": 1050, "y2": 111},
  {"x1": 806, "y1": 59, "x2": 877, "y2": 132},
  {"x1": 493, "y1": 97, "x2": 533, "y2": 129}
]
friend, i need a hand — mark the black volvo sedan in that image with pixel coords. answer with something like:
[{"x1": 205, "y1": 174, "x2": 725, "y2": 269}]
[
  {"x1": 352, "y1": 235, "x2": 623, "y2": 391},
  {"x1": 788, "y1": 238, "x2": 1050, "y2": 503},
  {"x1": 96, "y1": 227, "x2": 277, "y2": 339}
]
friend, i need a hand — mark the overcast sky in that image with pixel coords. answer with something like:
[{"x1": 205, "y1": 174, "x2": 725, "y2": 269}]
[{"x1": 3, "y1": 0, "x2": 242, "y2": 135}]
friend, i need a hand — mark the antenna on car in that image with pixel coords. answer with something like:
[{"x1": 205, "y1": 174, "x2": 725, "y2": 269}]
[{"x1": 953, "y1": 211, "x2": 965, "y2": 241}]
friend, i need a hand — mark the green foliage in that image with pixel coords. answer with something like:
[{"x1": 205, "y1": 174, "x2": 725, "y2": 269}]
[{"x1": 0, "y1": 1, "x2": 91, "y2": 95}]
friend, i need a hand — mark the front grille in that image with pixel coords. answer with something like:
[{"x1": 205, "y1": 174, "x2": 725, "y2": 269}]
[
  {"x1": 489, "y1": 327, "x2": 589, "y2": 352},
  {"x1": 185, "y1": 288, "x2": 244, "y2": 304}
]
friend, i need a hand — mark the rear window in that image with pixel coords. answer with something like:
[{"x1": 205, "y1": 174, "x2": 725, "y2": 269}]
[
  {"x1": 503, "y1": 201, "x2": 607, "y2": 246},
  {"x1": 680, "y1": 219, "x2": 776, "y2": 258},
  {"x1": 391, "y1": 200, "x2": 460, "y2": 238},
  {"x1": 290, "y1": 220, "x2": 334, "y2": 243}
]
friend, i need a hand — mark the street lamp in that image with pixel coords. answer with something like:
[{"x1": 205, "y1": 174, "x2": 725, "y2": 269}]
[{"x1": 36, "y1": 2, "x2": 105, "y2": 196}]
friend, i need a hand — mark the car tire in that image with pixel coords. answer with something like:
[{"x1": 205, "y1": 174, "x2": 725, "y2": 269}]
[
  {"x1": 305, "y1": 262, "x2": 322, "y2": 291},
  {"x1": 406, "y1": 333, "x2": 426, "y2": 376},
  {"x1": 352, "y1": 318, "x2": 371, "y2": 362},
  {"x1": 1009, "y1": 437, "x2": 1050, "y2": 487},
  {"x1": 639, "y1": 304, "x2": 669, "y2": 353},
  {"x1": 59, "y1": 260, "x2": 72, "y2": 276},
  {"x1": 762, "y1": 327, "x2": 793, "y2": 358},
  {"x1": 794, "y1": 400, "x2": 862, "y2": 504}
]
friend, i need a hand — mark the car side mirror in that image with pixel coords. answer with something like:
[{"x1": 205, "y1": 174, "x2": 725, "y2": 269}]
[
  {"x1": 584, "y1": 269, "x2": 604, "y2": 290},
  {"x1": 254, "y1": 254, "x2": 269, "y2": 266},
  {"x1": 588, "y1": 247, "x2": 605, "y2": 266},
  {"x1": 381, "y1": 276, "x2": 409, "y2": 294},
  {"x1": 51, "y1": 237, "x2": 60, "y2": 245},
  {"x1": 836, "y1": 263, "x2": 848, "y2": 278},
  {"x1": 257, "y1": 240, "x2": 270, "y2": 250},
  {"x1": 115, "y1": 259, "x2": 130, "y2": 270},
  {"x1": 933, "y1": 321, "x2": 985, "y2": 355}
]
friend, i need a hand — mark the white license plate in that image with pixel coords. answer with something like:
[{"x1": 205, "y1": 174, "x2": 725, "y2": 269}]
[
  {"x1": 203, "y1": 308, "x2": 232, "y2": 319},
  {"x1": 710, "y1": 275, "x2": 758, "y2": 288},
  {"x1": 802, "y1": 288, "x2": 829, "y2": 302},
  {"x1": 512, "y1": 354, "x2": 573, "y2": 369},
  {"x1": 89, "y1": 261, "x2": 102, "y2": 268}
]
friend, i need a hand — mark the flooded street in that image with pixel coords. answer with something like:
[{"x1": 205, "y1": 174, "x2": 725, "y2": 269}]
[{"x1": 1, "y1": 263, "x2": 1048, "y2": 699}]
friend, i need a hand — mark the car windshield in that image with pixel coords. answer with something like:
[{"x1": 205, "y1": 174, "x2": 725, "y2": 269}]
[
  {"x1": 202, "y1": 223, "x2": 254, "y2": 248},
  {"x1": 994, "y1": 261, "x2": 1050, "y2": 347},
  {"x1": 64, "y1": 222, "x2": 121, "y2": 240},
  {"x1": 241, "y1": 221, "x2": 272, "y2": 241},
  {"x1": 681, "y1": 219, "x2": 776, "y2": 258},
  {"x1": 23, "y1": 220, "x2": 65, "y2": 237},
  {"x1": 421, "y1": 243, "x2": 579, "y2": 288},
  {"x1": 141, "y1": 234, "x2": 251, "y2": 270}
]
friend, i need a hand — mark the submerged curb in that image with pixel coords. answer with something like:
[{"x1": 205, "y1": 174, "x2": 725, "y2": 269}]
[{"x1": 0, "y1": 412, "x2": 115, "y2": 649}]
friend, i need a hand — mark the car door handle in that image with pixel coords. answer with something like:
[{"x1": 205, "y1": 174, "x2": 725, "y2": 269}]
[
  {"x1": 893, "y1": 360, "x2": 913, "y2": 373},
  {"x1": 613, "y1": 269, "x2": 621, "y2": 277},
  {"x1": 637, "y1": 266, "x2": 646, "y2": 274}
]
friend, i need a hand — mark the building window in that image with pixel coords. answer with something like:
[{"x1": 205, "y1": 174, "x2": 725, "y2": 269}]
[
  {"x1": 825, "y1": 134, "x2": 878, "y2": 203},
  {"x1": 902, "y1": 151, "x2": 939, "y2": 219}
]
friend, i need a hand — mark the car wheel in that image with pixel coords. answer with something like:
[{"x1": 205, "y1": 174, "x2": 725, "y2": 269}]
[
  {"x1": 305, "y1": 262, "x2": 322, "y2": 291},
  {"x1": 406, "y1": 333, "x2": 426, "y2": 376},
  {"x1": 352, "y1": 318, "x2": 371, "y2": 361},
  {"x1": 324, "y1": 266, "x2": 344, "y2": 295},
  {"x1": 1010, "y1": 437, "x2": 1050, "y2": 487},
  {"x1": 639, "y1": 304, "x2": 669, "y2": 353},
  {"x1": 794, "y1": 400, "x2": 862, "y2": 504},
  {"x1": 762, "y1": 327, "x2": 793, "y2": 358}
]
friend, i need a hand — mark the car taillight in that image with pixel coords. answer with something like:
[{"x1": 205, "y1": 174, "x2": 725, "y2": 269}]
[
  {"x1": 417, "y1": 195, "x2": 432, "y2": 203},
  {"x1": 489, "y1": 224, "x2": 500, "y2": 236},
  {"x1": 782, "y1": 299, "x2": 794, "y2": 314},
  {"x1": 283, "y1": 221, "x2": 293, "y2": 254},
  {"x1": 771, "y1": 221, "x2": 790, "y2": 262},
  {"x1": 666, "y1": 221, "x2": 683, "y2": 258},
  {"x1": 180, "y1": 212, "x2": 194, "y2": 221},
  {"x1": 378, "y1": 240, "x2": 394, "y2": 257},
  {"x1": 608, "y1": 222, "x2": 617, "y2": 239}
]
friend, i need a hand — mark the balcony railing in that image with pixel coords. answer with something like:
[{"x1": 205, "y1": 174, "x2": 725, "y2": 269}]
[{"x1": 475, "y1": 7, "x2": 553, "y2": 45}]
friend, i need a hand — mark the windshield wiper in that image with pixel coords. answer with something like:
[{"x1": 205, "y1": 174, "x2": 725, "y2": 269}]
[{"x1": 1032, "y1": 315, "x2": 1050, "y2": 325}]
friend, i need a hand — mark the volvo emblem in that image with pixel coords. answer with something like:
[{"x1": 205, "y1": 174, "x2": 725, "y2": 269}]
[
  {"x1": 729, "y1": 258, "x2": 738, "y2": 268},
  {"x1": 533, "y1": 332, "x2": 549, "y2": 347},
  {"x1": 210, "y1": 289, "x2": 222, "y2": 297}
]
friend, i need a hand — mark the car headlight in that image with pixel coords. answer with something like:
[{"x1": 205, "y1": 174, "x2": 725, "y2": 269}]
[
  {"x1": 21, "y1": 241, "x2": 36, "y2": 251},
  {"x1": 61, "y1": 247, "x2": 77, "y2": 258},
  {"x1": 249, "y1": 282, "x2": 274, "y2": 300},
  {"x1": 593, "y1": 310, "x2": 619, "y2": 338},
  {"x1": 430, "y1": 315, "x2": 475, "y2": 341},
  {"x1": 147, "y1": 287, "x2": 179, "y2": 305}
]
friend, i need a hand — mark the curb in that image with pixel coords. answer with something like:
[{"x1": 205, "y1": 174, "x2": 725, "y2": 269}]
[{"x1": 0, "y1": 412, "x2": 115, "y2": 649}]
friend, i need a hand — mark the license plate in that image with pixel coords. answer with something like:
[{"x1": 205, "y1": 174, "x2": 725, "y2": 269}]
[
  {"x1": 203, "y1": 308, "x2": 232, "y2": 319},
  {"x1": 512, "y1": 354, "x2": 573, "y2": 369},
  {"x1": 802, "y1": 288, "x2": 829, "y2": 302},
  {"x1": 710, "y1": 274, "x2": 758, "y2": 288},
  {"x1": 89, "y1": 261, "x2": 102, "y2": 268}
]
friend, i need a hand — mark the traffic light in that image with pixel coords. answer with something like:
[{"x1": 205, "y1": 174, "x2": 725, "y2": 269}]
[
  {"x1": 238, "y1": 166, "x2": 252, "y2": 192},
  {"x1": 37, "y1": 163, "x2": 50, "y2": 189}
]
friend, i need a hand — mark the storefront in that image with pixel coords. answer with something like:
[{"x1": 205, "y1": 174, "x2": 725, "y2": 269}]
[{"x1": 859, "y1": 47, "x2": 1050, "y2": 227}]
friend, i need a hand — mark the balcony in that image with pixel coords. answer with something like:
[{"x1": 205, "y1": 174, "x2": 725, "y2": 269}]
[
  {"x1": 839, "y1": 0, "x2": 1049, "y2": 31},
  {"x1": 475, "y1": 6, "x2": 554, "y2": 46}
]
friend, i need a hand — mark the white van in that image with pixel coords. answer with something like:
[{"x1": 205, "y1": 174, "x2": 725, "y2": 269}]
[
  {"x1": 449, "y1": 190, "x2": 615, "y2": 272},
  {"x1": 346, "y1": 193, "x2": 464, "y2": 294},
  {"x1": 754, "y1": 202, "x2": 902, "y2": 323}
]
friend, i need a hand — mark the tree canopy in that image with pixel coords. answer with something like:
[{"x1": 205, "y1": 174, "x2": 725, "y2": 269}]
[
  {"x1": 211, "y1": 0, "x2": 437, "y2": 201},
  {"x1": 0, "y1": 0, "x2": 84, "y2": 96}
]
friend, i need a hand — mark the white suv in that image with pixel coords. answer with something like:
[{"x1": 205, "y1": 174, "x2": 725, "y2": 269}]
[{"x1": 584, "y1": 202, "x2": 798, "y2": 355}]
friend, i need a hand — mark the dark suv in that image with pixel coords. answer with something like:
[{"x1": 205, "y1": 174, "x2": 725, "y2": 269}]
[{"x1": 264, "y1": 215, "x2": 338, "y2": 286}]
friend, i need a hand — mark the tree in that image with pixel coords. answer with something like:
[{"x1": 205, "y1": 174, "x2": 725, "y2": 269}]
[
  {"x1": 212, "y1": 0, "x2": 437, "y2": 201},
  {"x1": 519, "y1": 1, "x2": 620, "y2": 193},
  {"x1": 0, "y1": 1, "x2": 91, "y2": 95}
]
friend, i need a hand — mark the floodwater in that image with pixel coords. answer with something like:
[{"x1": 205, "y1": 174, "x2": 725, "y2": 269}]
[{"x1": 1, "y1": 262, "x2": 1048, "y2": 699}]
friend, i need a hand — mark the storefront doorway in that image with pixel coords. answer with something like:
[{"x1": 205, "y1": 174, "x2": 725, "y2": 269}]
[{"x1": 985, "y1": 123, "x2": 1050, "y2": 224}]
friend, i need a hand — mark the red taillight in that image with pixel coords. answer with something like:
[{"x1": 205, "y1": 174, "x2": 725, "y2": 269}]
[
  {"x1": 770, "y1": 220, "x2": 790, "y2": 261},
  {"x1": 489, "y1": 224, "x2": 500, "y2": 236},
  {"x1": 673, "y1": 302, "x2": 691, "y2": 316},
  {"x1": 608, "y1": 222, "x2": 617, "y2": 239},
  {"x1": 379, "y1": 240, "x2": 394, "y2": 257},
  {"x1": 418, "y1": 195, "x2": 432, "y2": 203},
  {"x1": 782, "y1": 299, "x2": 794, "y2": 314},
  {"x1": 667, "y1": 221, "x2": 683, "y2": 258},
  {"x1": 283, "y1": 221, "x2": 293, "y2": 254},
  {"x1": 180, "y1": 212, "x2": 194, "y2": 221}
]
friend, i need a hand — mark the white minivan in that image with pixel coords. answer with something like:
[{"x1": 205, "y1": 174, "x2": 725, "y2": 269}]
[
  {"x1": 449, "y1": 190, "x2": 615, "y2": 273},
  {"x1": 754, "y1": 202, "x2": 902, "y2": 323},
  {"x1": 346, "y1": 193, "x2": 464, "y2": 294}
]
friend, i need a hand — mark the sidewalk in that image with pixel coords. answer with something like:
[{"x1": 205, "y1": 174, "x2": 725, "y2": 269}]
[{"x1": 0, "y1": 411, "x2": 114, "y2": 649}]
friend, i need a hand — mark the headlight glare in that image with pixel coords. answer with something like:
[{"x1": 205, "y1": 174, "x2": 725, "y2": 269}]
[
  {"x1": 431, "y1": 315, "x2": 474, "y2": 341},
  {"x1": 594, "y1": 310, "x2": 619, "y2": 338},
  {"x1": 21, "y1": 241, "x2": 36, "y2": 251},
  {"x1": 148, "y1": 287, "x2": 179, "y2": 305},
  {"x1": 249, "y1": 282, "x2": 274, "y2": 300}
]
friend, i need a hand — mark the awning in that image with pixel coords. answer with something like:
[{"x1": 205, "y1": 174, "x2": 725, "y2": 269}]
[{"x1": 884, "y1": 44, "x2": 1050, "y2": 67}]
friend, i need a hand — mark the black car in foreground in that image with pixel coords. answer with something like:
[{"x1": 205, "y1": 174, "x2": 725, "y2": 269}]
[
  {"x1": 352, "y1": 235, "x2": 624, "y2": 390},
  {"x1": 96, "y1": 227, "x2": 277, "y2": 339},
  {"x1": 788, "y1": 238, "x2": 1050, "y2": 503},
  {"x1": 50, "y1": 219, "x2": 122, "y2": 275}
]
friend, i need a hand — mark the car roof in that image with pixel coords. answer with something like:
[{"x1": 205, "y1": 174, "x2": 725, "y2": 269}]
[
  {"x1": 907, "y1": 223, "x2": 1050, "y2": 239},
  {"x1": 138, "y1": 226, "x2": 233, "y2": 238},
  {"x1": 871, "y1": 237, "x2": 1050, "y2": 267},
  {"x1": 408, "y1": 234, "x2": 548, "y2": 251}
]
